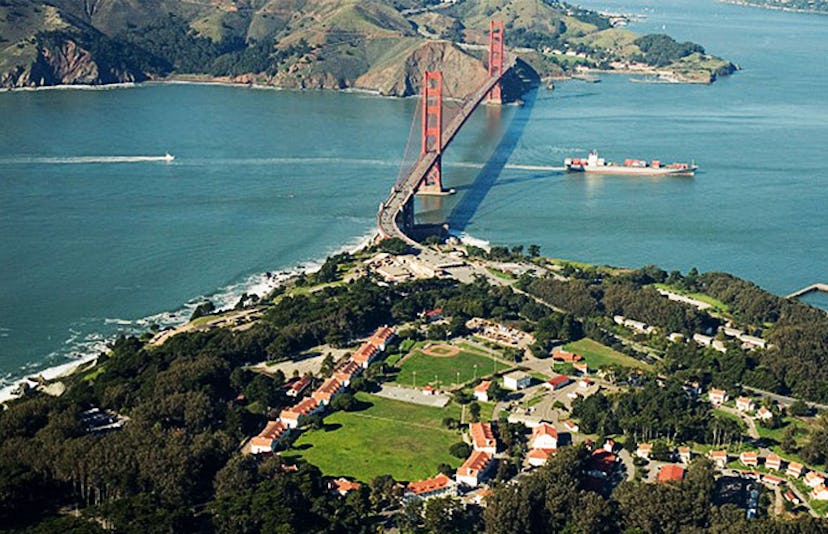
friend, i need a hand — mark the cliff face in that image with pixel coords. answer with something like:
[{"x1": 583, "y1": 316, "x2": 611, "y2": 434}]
[
  {"x1": 356, "y1": 41, "x2": 488, "y2": 98},
  {"x1": 1, "y1": 37, "x2": 145, "y2": 88}
]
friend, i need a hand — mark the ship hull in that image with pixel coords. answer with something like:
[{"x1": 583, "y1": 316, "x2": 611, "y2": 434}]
[{"x1": 566, "y1": 166, "x2": 696, "y2": 177}]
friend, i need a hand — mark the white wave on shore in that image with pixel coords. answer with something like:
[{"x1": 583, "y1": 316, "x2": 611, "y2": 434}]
[
  {"x1": 448, "y1": 229, "x2": 491, "y2": 251},
  {"x1": 0, "y1": 83, "x2": 136, "y2": 93},
  {"x1": 0, "y1": 229, "x2": 379, "y2": 405}
]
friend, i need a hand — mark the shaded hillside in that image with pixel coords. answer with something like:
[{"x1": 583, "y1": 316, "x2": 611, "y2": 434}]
[{"x1": 0, "y1": 0, "x2": 735, "y2": 92}]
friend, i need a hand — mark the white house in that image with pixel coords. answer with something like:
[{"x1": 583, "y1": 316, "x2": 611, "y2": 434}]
[
  {"x1": 503, "y1": 371, "x2": 531, "y2": 391},
  {"x1": 250, "y1": 421, "x2": 289, "y2": 454},
  {"x1": 470, "y1": 422, "x2": 498, "y2": 455},
  {"x1": 636, "y1": 443, "x2": 652, "y2": 460},
  {"x1": 805, "y1": 471, "x2": 825, "y2": 489},
  {"x1": 456, "y1": 451, "x2": 494, "y2": 487},
  {"x1": 474, "y1": 380, "x2": 492, "y2": 402},
  {"x1": 708, "y1": 388, "x2": 728, "y2": 405},
  {"x1": 404, "y1": 473, "x2": 457, "y2": 502},
  {"x1": 736, "y1": 396, "x2": 755, "y2": 412},
  {"x1": 529, "y1": 423, "x2": 558, "y2": 450}
]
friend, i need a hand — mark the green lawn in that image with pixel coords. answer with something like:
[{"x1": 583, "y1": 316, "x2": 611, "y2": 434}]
[
  {"x1": 283, "y1": 393, "x2": 463, "y2": 481},
  {"x1": 395, "y1": 346, "x2": 510, "y2": 387},
  {"x1": 563, "y1": 338, "x2": 651, "y2": 370},
  {"x1": 755, "y1": 417, "x2": 809, "y2": 444}
]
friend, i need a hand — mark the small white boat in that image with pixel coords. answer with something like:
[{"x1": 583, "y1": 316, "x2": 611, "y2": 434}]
[{"x1": 163, "y1": 153, "x2": 175, "y2": 161}]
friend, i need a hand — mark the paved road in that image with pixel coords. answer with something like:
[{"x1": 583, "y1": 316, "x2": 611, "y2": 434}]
[{"x1": 744, "y1": 386, "x2": 828, "y2": 412}]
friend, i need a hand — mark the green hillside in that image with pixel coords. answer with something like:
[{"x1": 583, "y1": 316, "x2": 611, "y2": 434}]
[{"x1": 0, "y1": 0, "x2": 735, "y2": 91}]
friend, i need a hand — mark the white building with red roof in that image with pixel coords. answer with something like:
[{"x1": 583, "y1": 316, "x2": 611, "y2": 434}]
[
  {"x1": 573, "y1": 362, "x2": 589, "y2": 375},
  {"x1": 250, "y1": 421, "x2": 289, "y2": 454},
  {"x1": 708, "y1": 388, "x2": 727, "y2": 405},
  {"x1": 755, "y1": 406, "x2": 773, "y2": 421},
  {"x1": 368, "y1": 326, "x2": 395, "y2": 351},
  {"x1": 404, "y1": 473, "x2": 457, "y2": 501},
  {"x1": 280, "y1": 397, "x2": 321, "y2": 428},
  {"x1": 529, "y1": 423, "x2": 558, "y2": 450},
  {"x1": 678, "y1": 447, "x2": 691, "y2": 464},
  {"x1": 736, "y1": 396, "x2": 755, "y2": 413},
  {"x1": 765, "y1": 454, "x2": 782, "y2": 471},
  {"x1": 352, "y1": 342, "x2": 380, "y2": 369},
  {"x1": 286, "y1": 375, "x2": 311, "y2": 398},
  {"x1": 456, "y1": 450, "x2": 494, "y2": 487},
  {"x1": 563, "y1": 420, "x2": 579, "y2": 433},
  {"x1": 545, "y1": 375, "x2": 571, "y2": 391},
  {"x1": 805, "y1": 471, "x2": 825, "y2": 488},
  {"x1": 740, "y1": 451, "x2": 759, "y2": 467},
  {"x1": 636, "y1": 443, "x2": 652, "y2": 460},
  {"x1": 474, "y1": 380, "x2": 492, "y2": 402},
  {"x1": 312, "y1": 377, "x2": 343, "y2": 405},
  {"x1": 527, "y1": 448, "x2": 554, "y2": 467},
  {"x1": 470, "y1": 422, "x2": 498, "y2": 455},
  {"x1": 812, "y1": 484, "x2": 828, "y2": 501},
  {"x1": 787, "y1": 462, "x2": 804, "y2": 479},
  {"x1": 708, "y1": 450, "x2": 728, "y2": 468}
]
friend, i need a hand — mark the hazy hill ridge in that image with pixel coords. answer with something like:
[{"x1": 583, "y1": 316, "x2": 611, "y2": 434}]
[{"x1": 0, "y1": 0, "x2": 736, "y2": 94}]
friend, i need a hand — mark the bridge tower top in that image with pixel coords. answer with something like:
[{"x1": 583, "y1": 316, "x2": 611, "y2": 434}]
[
  {"x1": 419, "y1": 71, "x2": 445, "y2": 194},
  {"x1": 488, "y1": 20, "x2": 504, "y2": 104}
]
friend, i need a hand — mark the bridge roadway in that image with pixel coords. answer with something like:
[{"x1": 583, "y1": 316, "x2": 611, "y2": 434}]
[{"x1": 377, "y1": 55, "x2": 517, "y2": 244}]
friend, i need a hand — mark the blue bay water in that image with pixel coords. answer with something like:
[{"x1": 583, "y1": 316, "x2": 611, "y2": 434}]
[{"x1": 1, "y1": 0, "x2": 827, "y2": 385}]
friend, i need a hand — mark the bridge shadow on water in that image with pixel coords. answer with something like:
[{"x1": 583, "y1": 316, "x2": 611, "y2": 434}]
[{"x1": 447, "y1": 88, "x2": 538, "y2": 232}]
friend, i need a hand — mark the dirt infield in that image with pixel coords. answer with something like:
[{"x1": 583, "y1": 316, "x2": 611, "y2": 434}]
[{"x1": 420, "y1": 343, "x2": 461, "y2": 358}]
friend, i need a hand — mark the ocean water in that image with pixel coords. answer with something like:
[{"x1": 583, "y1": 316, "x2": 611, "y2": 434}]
[{"x1": 1, "y1": 0, "x2": 827, "y2": 386}]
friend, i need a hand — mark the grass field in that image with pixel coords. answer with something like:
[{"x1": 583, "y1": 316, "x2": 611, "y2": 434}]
[
  {"x1": 563, "y1": 338, "x2": 651, "y2": 370},
  {"x1": 395, "y1": 345, "x2": 510, "y2": 387},
  {"x1": 283, "y1": 393, "x2": 463, "y2": 481},
  {"x1": 755, "y1": 417, "x2": 809, "y2": 444}
]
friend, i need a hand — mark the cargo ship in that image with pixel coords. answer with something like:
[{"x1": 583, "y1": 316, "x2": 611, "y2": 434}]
[{"x1": 564, "y1": 151, "x2": 697, "y2": 176}]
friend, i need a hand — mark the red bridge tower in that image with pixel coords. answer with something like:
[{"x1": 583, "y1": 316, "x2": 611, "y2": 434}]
[
  {"x1": 488, "y1": 20, "x2": 504, "y2": 104},
  {"x1": 419, "y1": 70, "x2": 444, "y2": 195}
]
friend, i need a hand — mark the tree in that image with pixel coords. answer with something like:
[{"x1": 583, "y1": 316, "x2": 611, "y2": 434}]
[
  {"x1": 469, "y1": 402, "x2": 482, "y2": 423},
  {"x1": 781, "y1": 426, "x2": 798, "y2": 454},
  {"x1": 789, "y1": 400, "x2": 811, "y2": 417},
  {"x1": 449, "y1": 442, "x2": 471, "y2": 459},
  {"x1": 528, "y1": 244, "x2": 541, "y2": 258},
  {"x1": 190, "y1": 300, "x2": 215, "y2": 320},
  {"x1": 331, "y1": 392, "x2": 356, "y2": 412},
  {"x1": 320, "y1": 354, "x2": 335, "y2": 377},
  {"x1": 378, "y1": 237, "x2": 408, "y2": 255}
]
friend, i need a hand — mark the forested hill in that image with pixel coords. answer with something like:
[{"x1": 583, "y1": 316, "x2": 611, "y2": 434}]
[{"x1": 0, "y1": 0, "x2": 735, "y2": 93}]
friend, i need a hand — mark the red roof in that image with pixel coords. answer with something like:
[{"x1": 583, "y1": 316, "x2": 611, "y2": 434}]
[
  {"x1": 547, "y1": 375, "x2": 571, "y2": 387},
  {"x1": 369, "y1": 326, "x2": 395, "y2": 347},
  {"x1": 531, "y1": 423, "x2": 558, "y2": 440},
  {"x1": 352, "y1": 342, "x2": 379, "y2": 364},
  {"x1": 287, "y1": 375, "x2": 311, "y2": 393},
  {"x1": 552, "y1": 350, "x2": 583, "y2": 362},
  {"x1": 281, "y1": 397, "x2": 319, "y2": 419},
  {"x1": 474, "y1": 380, "x2": 492, "y2": 393},
  {"x1": 527, "y1": 448, "x2": 554, "y2": 461},
  {"x1": 470, "y1": 422, "x2": 496, "y2": 450},
  {"x1": 426, "y1": 308, "x2": 443, "y2": 317},
  {"x1": 457, "y1": 450, "x2": 492, "y2": 477},
  {"x1": 333, "y1": 478, "x2": 361, "y2": 493},
  {"x1": 407, "y1": 473, "x2": 453, "y2": 495},
  {"x1": 657, "y1": 464, "x2": 685, "y2": 483}
]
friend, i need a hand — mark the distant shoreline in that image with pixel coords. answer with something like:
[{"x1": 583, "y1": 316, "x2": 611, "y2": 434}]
[{"x1": 719, "y1": 0, "x2": 828, "y2": 15}]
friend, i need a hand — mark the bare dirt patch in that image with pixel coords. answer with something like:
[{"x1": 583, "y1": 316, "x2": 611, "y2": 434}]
[{"x1": 420, "y1": 343, "x2": 460, "y2": 358}]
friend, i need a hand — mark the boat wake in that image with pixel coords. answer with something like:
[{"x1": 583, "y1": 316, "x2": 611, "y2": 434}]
[{"x1": 0, "y1": 155, "x2": 174, "y2": 164}]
